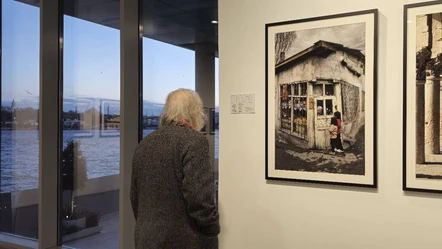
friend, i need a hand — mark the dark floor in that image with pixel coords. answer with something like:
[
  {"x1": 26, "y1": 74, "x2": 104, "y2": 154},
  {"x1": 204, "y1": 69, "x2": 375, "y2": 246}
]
[{"x1": 64, "y1": 212, "x2": 118, "y2": 249}]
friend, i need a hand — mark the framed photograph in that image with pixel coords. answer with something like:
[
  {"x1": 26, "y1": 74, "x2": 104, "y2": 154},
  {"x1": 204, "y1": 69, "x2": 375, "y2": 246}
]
[
  {"x1": 201, "y1": 107, "x2": 208, "y2": 135},
  {"x1": 404, "y1": 1, "x2": 442, "y2": 193},
  {"x1": 210, "y1": 108, "x2": 216, "y2": 135},
  {"x1": 265, "y1": 9, "x2": 378, "y2": 188}
]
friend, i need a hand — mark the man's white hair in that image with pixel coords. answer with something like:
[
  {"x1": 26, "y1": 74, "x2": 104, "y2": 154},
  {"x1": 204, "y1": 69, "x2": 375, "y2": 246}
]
[{"x1": 159, "y1": 88, "x2": 205, "y2": 131}]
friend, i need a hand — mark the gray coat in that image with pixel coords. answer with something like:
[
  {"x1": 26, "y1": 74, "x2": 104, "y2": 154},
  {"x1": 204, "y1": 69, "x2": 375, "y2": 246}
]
[{"x1": 131, "y1": 124, "x2": 220, "y2": 249}]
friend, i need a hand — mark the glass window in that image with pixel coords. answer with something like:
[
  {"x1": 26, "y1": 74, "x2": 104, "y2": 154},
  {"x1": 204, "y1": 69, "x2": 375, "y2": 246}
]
[
  {"x1": 326, "y1": 99, "x2": 333, "y2": 115},
  {"x1": 1, "y1": 0, "x2": 40, "y2": 241},
  {"x1": 280, "y1": 85, "x2": 291, "y2": 130},
  {"x1": 325, "y1": 84, "x2": 334, "y2": 96},
  {"x1": 294, "y1": 97, "x2": 307, "y2": 118},
  {"x1": 215, "y1": 58, "x2": 219, "y2": 160},
  {"x1": 317, "y1": 100, "x2": 324, "y2": 116},
  {"x1": 62, "y1": 1, "x2": 120, "y2": 248},
  {"x1": 294, "y1": 84, "x2": 299, "y2": 96},
  {"x1": 300, "y1": 82, "x2": 307, "y2": 96},
  {"x1": 141, "y1": 39, "x2": 195, "y2": 138},
  {"x1": 313, "y1": 84, "x2": 323, "y2": 96},
  {"x1": 141, "y1": 0, "x2": 219, "y2": 208},
  {"x1": 293, "y1": 97, "x2": 307, "y2": 139}
]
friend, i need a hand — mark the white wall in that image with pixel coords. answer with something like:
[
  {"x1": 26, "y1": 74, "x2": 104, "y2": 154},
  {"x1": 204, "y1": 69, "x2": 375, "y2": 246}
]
[{"x1": 218, "y1": 0, "x2": 442, "y2": 248}]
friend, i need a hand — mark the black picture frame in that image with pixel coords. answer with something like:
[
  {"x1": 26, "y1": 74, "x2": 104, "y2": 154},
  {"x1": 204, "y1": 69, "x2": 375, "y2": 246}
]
[
  {"x1": 403, "y1": 1, "x2": 442, "y2": 194},
  {"x1": 201, "y1": 107, "x2": 208, "y2": 135},
  {"x1": 265, "y1": 9, "x2": 378, "y2": 188}
]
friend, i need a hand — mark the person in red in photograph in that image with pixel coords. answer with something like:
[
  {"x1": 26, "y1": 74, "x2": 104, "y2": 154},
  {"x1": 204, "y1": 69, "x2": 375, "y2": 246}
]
[
  {"x1": 334, "y1": 109, "x2": 344, "y2": 153},
  {"x1": 329, "y1": 117, "x2": 339, "y2": 154}
]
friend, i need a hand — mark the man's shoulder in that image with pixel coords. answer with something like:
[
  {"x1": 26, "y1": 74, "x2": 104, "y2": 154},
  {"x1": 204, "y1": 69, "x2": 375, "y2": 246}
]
[{"x1": 150, "y1": 126, "x2": 205, "y2": 142}]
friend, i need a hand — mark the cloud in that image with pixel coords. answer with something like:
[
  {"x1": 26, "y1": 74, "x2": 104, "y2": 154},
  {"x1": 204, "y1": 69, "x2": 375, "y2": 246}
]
[{"x1": 284, "y1": 22, "x2": 366, "y2": 57}]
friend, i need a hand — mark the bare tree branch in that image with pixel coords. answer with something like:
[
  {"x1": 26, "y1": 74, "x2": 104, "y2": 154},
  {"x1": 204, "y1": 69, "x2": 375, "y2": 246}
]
[{"x1": 275, "y1": 31, "x2": 297, "y2": 64}]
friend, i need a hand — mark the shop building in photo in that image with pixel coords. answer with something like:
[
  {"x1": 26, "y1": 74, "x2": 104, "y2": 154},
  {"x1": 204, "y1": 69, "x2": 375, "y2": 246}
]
[{"x1": 275, "y1": 40, "x2": 366, "y2": 149}]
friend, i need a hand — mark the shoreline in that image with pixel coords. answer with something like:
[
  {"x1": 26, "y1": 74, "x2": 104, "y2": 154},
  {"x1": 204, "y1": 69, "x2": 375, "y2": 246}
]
[{"x1": 0, "y1": 127, "x2": 159, "y2": 131}]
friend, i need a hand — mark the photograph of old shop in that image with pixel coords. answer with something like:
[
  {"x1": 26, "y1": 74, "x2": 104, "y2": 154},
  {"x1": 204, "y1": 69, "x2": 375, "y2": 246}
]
[{"x1": 274, "y1": 24, "x2": 367, "y2": 175}]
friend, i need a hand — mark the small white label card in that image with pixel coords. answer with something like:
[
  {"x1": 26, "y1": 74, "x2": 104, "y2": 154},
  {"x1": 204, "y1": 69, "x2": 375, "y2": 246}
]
[{"x1": 230, "y1": 93, "x2": 255, "y2": 114}]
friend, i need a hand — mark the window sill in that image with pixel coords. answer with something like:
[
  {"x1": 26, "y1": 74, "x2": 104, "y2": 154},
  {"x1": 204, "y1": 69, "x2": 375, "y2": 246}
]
[
  {"x1": 0, "y1": 234, "x2": 76, "y2": 249},
  {"x1": 0, "y1": 233, "x2": 37, "y2": 249}
]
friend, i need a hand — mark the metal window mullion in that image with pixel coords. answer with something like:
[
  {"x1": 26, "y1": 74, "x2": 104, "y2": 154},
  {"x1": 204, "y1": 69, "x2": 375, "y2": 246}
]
[
  {"x1": 39, "y1": 0, "x2": 62, "y2": 248},
  {"x1": 0, "y1": 0, "x2": 3, "y2": 203},
  {"x1": 195, "y1": 44, "x2": 216, "y2": 163},
  {"x1": 119, "y1": 0, "x2": 142, "y2": 248}
]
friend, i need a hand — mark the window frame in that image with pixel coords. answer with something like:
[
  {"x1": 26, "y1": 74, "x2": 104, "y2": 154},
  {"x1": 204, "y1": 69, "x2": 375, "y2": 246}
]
[{"x1": 0, "y1": 0, "x2": 143, "y2": 248}]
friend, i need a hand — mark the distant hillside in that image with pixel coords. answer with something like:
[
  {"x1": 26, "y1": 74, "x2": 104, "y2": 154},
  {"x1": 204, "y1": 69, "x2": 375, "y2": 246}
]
[{"x1": 2, "y1": 98, "x2": 218, "y2": 116}]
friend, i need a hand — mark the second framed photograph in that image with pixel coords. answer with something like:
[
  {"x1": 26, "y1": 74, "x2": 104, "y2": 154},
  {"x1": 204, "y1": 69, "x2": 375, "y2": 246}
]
[
  {"x1": 404, "y1": 1, "x2": 442, "y2": 193},
  {"x1": 265, "y1": 9, "x2": 378, "y2": 188}
]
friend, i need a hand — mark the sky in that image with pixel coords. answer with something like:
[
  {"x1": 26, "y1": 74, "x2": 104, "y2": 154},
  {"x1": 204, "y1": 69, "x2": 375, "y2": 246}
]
[
  {"x1": 283, "y1": 22, "x2": 366, "y2": 59},
  {"x1": 1, "y1": 0, "x2": 219, "y2": 108}
]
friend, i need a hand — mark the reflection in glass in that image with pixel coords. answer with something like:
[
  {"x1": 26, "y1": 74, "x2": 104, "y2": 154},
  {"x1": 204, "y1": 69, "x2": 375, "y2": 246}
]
[
  {"x1": 62, "y1": 2, "x2": 120, "y2": 247},
  {"x1": 1, "y1": 0, "x2": 40, "y2": 241}
]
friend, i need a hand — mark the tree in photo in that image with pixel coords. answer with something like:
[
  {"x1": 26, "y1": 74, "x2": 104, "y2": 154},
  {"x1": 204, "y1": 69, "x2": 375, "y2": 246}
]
[{"x1": 275, "y1": 31, "x2": 297, "y2": 64}]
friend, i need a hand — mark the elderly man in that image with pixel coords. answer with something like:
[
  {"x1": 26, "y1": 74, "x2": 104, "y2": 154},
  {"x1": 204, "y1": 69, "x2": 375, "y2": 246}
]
[{"x1": 131, "y1": 88, "x2": 220, "y2": 249}]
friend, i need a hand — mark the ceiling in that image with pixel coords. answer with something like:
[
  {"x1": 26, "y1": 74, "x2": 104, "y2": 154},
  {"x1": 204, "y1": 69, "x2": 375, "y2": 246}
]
[{"x1": 17, "y1": 0, "x2": 219, "y2": 56}]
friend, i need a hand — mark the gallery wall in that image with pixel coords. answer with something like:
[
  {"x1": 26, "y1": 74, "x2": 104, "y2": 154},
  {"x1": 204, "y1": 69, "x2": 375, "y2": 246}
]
[{"x1": 218, "y1": 0, "x2": 442, "y2": 248}]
